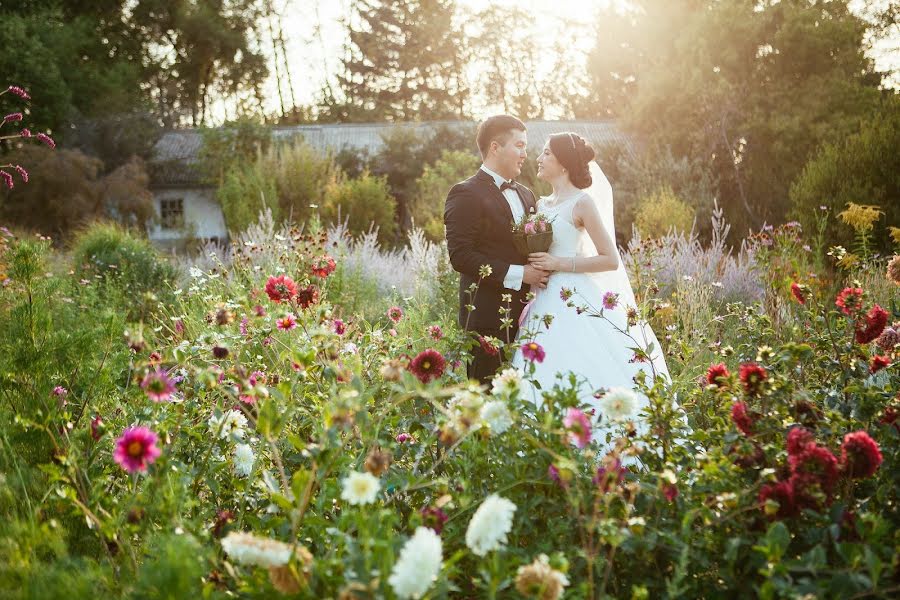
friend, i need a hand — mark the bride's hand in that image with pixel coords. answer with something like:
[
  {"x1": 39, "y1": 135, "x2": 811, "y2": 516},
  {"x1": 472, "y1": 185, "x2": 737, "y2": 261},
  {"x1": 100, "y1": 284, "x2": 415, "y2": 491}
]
[{"x1": 528, "y1": 252, "x2": 560, "y2": 272}]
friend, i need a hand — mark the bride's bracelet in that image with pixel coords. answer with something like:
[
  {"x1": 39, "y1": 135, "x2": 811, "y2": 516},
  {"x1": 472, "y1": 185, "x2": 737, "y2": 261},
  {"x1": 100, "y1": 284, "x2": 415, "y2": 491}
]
[{"x1": 571, "y1": 257, "x2": 576, "y2": 273}]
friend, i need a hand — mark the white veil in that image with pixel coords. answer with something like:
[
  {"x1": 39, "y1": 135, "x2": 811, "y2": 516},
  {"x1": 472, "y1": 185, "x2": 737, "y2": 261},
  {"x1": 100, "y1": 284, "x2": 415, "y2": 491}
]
[{"x1": 579, "y1": 161, "x2": 671, "y2": 383}]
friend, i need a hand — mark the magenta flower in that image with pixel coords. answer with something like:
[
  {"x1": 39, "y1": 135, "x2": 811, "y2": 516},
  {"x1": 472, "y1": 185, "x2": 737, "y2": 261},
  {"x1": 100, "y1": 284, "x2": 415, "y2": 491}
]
[
  {"x1": 276, "y1": 314, "x2": 297, "y2": 331},
  {"x1": 36, "y1": 133, "x2": 55, "y2": 148},
  {"x1": 3, "y1": 113, "x2": 23, "y2": 123},
  {"x1": 520, "y1": 341, "x2": 545, "y2": 363},
  {"x1": 52, "y1": 385, "x2": 68, "y2": 398},
  {"x1": 113, "y1": 426, "x2": 162, "y2": 473},
  {"x1": 333, "y1": 318, "x2": 346, "y2": 335},
  {"x1": 0, "y1": 171, "x2": 13, "y2": 189},
  {"x1": 6, "y1": 86, "x2": 30, "y2": 100},
  {"x1": 395, "y1": 432, "x2": 415, "y2": 444},
  {"x1": 563, "y1": 407, "x2": 592, "y2": 448},
  {"x1": 523, "y1": 221, "x2": 537, "y2": 234},
  {"x1": 239, "y1": 316, "x2": 249, "y2": 336},
  {"x1": 19, "y1": 128, "x2": 31, "y2": 138},
  {"x1": 140, "y1": 368, "x2": 176, "y2": 402},
  {"x1": 427, "y1": 325, "x2": 443, "y2": 340},
  {"x1": 602, "y1": 292, "x2": 619, "y2": 310},
  {"x1": 14, "y1": 165, "x2": 27, "y2": 183},
  {"x1": 387, "y1": 306, "x2": 404, "y2": 323}
]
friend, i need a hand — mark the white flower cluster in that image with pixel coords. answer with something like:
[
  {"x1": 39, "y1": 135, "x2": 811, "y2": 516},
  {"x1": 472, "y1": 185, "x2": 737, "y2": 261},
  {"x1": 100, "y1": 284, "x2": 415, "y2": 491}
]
[
  {"x1": 598, "y1": 387, "x2": 639, "y2": 422},
  {"x1": 208, "y1": 409, "x2": 248, "y2": 440},
  {"x1": 480, "y1": 400, "x2": 513, "y2": 435},
  {"x1": 341, "y1": 471, "x2": 381, "y2": 505},
  {"x1": 465, "y1": 494, "x2": 517, "y2": 556},
  {"x1": 220, "y1": 531, "x2": 293, "y2": 567},
  {"x1": 388, "y1": 527, "x2": 443, "y2": 599},
  {"x1": 491, "y1": 368, "x2": 523, "y2": 397},
  {"x1": 233, "y1": 443, "x2": 255, "y2": 477}
]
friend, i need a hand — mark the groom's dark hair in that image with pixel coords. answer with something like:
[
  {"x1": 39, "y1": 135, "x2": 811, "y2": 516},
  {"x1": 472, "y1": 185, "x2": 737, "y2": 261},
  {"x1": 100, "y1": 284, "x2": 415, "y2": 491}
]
[{"x1": 476, "y1": 115, "x2": 526, "y2": 158}]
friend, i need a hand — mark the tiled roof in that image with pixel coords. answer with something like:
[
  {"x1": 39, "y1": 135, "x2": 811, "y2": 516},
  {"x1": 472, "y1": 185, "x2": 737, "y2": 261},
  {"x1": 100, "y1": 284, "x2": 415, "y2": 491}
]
[{"x1": 150, "y1": 120, "x2": 632, "y2": 187}]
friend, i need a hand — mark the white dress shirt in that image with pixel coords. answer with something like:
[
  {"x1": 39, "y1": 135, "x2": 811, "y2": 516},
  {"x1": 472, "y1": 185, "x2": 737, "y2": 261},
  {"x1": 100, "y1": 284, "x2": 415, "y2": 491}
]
[{"x1": 480, "y1": 164, "x2": 525, "y2": 291}]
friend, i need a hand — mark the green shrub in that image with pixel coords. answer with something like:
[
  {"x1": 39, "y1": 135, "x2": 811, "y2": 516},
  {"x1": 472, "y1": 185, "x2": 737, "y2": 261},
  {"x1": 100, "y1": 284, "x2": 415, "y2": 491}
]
[
  {"x1": 322, "y1": 172, "x2": 398, "y2": 244},
  {"x1": 71, "y1": 222, "x2": 176, "y2": 304},
  {"x1": 634, "y1": 185, "x2": 695, "y2": 238},
  {"x1": 216, "y1": 160, "x2": 280, "y2": 234},
  {"x1": 268, "y1": 140, "x2": 340, "y2": 224},
  {"x1": 412, "y1": 150, "x2": 479, "y2": 240}
]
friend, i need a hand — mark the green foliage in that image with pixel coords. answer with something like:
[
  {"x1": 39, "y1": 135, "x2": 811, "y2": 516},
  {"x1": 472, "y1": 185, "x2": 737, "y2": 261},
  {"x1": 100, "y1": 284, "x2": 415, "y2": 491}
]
[
  {"x1": 70, "y1": 222, "x2": 176, "y2": 311},
  {"x1": 790, "y1": 98, "x2": 900, "y2": 255},
  {"x1": 131, "y1": 533, "x2": 209, "y2": 600},
  {"x1": 634, "y1": 186, "x2": 695, "y2": 239},
  {"x1": 216, "y1": 159, "x2": 280, "y2": 234},
  {"x1": 321, "y1": 173, "x2": 398, "y2": 245},
  {"x1": 412, "y1": 149, "x2": 479, "y2": 240},
  {"x1": 268, "y1": 140, "x2": 340, "y2": 224}
]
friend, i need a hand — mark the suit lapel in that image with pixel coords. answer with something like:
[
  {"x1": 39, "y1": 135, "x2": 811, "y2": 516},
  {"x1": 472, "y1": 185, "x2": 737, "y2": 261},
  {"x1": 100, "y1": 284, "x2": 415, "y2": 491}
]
[
  {"x1": 475, "y1": 170, "x2": 514, "y2": 223},
  {"x1": 515, "y1": 185, "x2": 534, "y2": 216}
]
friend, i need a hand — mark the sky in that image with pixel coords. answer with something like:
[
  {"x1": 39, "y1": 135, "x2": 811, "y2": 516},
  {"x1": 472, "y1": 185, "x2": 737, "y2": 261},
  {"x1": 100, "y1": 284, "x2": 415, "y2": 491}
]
[{"x1": 243, "y1": 0, "x2": 898, "y2": 121}]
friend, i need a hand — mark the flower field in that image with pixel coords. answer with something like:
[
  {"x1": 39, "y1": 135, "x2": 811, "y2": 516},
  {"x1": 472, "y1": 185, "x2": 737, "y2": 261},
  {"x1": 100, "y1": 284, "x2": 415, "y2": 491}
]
[{"x1": 0, "y1": 206, "x2": 898, "y2": 599}]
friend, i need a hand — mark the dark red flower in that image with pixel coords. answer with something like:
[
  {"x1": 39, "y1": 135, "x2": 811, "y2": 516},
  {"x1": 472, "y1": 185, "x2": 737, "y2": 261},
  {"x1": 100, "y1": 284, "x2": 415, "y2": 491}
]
[
  {"x1": 90, "y1": 415, "x2": 104, "y2": 441},
  {"x1": 869, "y1": 354, "x2": 891, "y2": 374},
  {"x1": 738, "y1": 362, "x2": 767, "y2": 396},
  {"x1": 593, "y1": 458, "x2": 628, "y2": 493},
  {"x1": 880, "y1": 406, "x2": 900, "y2": 433},
  {"x1": 786, "y1": 426, "x2": 814, "y2": 456},
  {"x1": 295, "y1": 284, "x2": 319, "y2": 309},
  {"x1": 705, "y1": 362, "x2": 730, "y2": 388},
  {"x1": 311, "y1": 255, "x2": 336, "y2": 278},
  {"x1": 408, "y1": 348, "x2": 445, "y2": 383},
  {"x1": 840, "y1": 430, "x2": 883, "y2": 479},
  {"x1": 662, "y1": 483, "x2": 678, "y2": 502},
  {"x1": 212, "y1": 345, "x2": 229, "y2": 359},
  {"x1": 759, "y1": 480, "x2": 797, "y2": 519},
  {"x1": 478, "y1": 336, "x2": 499, "y2": 357},
  {"x1": 731, "y1": 401, "x2": 755, "y2": 436},
  {"x1": 790, "y1": 282, "x2": 807, "y2": 305},
  {"x1": 265, "y1": 275, "x2": 298, "y2": 303},
  {"x1": 855, "y1": 304, "x2": 889, "y2": 344},
  {"x1": 419, "y1": 506, "x2": 448, "y2": 534},
  {"x1": 789, "y1": 442, "x2": 839, "y2": 502},
  {"x1": 835, "y1": 287, "x2": 864, "y2": 315}
]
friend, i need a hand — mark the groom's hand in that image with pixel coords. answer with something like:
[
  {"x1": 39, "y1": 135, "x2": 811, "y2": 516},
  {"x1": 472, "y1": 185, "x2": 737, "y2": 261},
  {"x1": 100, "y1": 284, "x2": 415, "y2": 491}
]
[{"x1": 523, "y1": 264, "x2": 550, "y2": 289}]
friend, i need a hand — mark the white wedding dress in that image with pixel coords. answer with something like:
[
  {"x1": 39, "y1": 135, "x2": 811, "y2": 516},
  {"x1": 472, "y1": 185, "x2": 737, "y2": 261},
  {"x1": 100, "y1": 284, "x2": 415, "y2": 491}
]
[{"x1": 511, "y1": 163, "x2": 671, "y2": 449}]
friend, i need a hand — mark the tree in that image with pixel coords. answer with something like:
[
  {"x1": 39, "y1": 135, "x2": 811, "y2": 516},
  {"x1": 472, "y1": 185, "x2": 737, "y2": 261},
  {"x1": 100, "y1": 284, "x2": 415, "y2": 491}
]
[
  {"x1": 412, "y1": 149, "x2": 479, "y2": 240},
  {"x1": 326, "y1": 0, "x2": 467, "y2": 122}
]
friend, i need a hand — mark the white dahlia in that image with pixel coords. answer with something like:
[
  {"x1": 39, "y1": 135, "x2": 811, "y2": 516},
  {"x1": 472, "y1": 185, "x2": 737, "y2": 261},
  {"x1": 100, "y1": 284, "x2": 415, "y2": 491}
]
[
  {"x1": 481, "y1": 400, "x2": 513, "y2": 435},
  {"x1": 388, "y1": 527, "x2": 443, "y2": 599},
  {"x1": 233, "y1": 443, "x2": 255, "y2": 477},
  {"x1": 598, "y1": 387, "x2": 639, "y2": 422},
  {"x1": 491, "y1": 368, "x2": 523, "y2": 397},
  {"x1": 465, "y1": 493, "x2": 517, "y2": 556},
  {"x1": 208, "y1": 409, "x2": 248, "y2": 440},
  {"x1": 220, "y1": 531, "x2": 293, "y2": 567},
  {"x1": 341, "y1": 471, "x2": 381, "y2": 506}
]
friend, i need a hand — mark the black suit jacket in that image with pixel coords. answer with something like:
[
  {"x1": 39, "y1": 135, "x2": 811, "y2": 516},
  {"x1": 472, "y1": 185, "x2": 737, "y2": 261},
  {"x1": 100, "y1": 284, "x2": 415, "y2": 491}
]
[{"x1": 444, "y1": 169, "x2": 538, "y2": 336}]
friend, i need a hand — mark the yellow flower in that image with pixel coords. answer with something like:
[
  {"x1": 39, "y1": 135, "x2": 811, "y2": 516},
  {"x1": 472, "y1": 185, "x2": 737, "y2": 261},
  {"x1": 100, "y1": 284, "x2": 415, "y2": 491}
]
[
  {"x1": 838, "y1": 203, "x2": 883, "y2": 234},
  {"x1": 889, "y1": 226, "x2": 900, "y2": 245}
]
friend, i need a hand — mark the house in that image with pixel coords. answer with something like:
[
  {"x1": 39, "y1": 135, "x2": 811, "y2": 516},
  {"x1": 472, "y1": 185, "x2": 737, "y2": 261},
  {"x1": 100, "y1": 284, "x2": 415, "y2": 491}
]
[{"x1": 147, "y1": 120, "x2": 632, "y2": 249}]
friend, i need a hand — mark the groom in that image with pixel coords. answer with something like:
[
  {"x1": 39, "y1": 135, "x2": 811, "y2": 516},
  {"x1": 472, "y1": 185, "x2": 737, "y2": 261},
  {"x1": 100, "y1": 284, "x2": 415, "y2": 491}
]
[{"x1": 444, "y1": 115, "x2": 550, "y2": 383}]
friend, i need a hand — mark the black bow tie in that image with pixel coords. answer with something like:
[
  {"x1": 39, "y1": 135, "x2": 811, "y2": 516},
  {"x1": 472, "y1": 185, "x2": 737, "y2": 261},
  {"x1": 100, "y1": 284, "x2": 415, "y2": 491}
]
[{"x1": 499, "y1": 180, "x2": 517, "y2": 192}]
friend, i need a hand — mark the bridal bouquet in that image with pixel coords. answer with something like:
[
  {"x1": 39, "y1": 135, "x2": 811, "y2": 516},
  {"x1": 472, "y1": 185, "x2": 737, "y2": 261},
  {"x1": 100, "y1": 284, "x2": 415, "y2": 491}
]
[{"x1": 511, "y1": 212, "x2": 554, "y2": 256}]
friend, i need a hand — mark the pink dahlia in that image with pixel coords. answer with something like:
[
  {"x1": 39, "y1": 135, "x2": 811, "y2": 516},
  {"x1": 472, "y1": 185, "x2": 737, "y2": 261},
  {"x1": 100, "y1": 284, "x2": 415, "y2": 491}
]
[
  {"x1": 141, "y1": 368, "x2": 176, "y2": 402},
  {"x1": 563, "y1": 407, "x2": 592, "y2": 448},
  {"x1": 113, "y1": 427, "x2": 162, "y2": 473},
  {"x1": 387, "y1": 306, "x2": 404, "y2": 323},
  {"x1": 265, "y1": 275, "x2": 298, "y2": 303},
  {"x1": 276, "y1": 314, "x2": 297, "y2": 331},
  {"x1": 602, "y1": 291, "x2": 619, "y2": 310},
  {"x1": 835, "y1": 287, "x2": 864, "y2": 315},
  {"x1": 520, "y1": 341, "x2": 545, "y2": 363}
]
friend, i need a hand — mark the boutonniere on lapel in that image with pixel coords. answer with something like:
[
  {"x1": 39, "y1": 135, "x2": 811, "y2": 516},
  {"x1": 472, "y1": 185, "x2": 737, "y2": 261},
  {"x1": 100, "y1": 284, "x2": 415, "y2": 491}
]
[
  {"x1": 510, "y1": 212, "x2": 554, "y2": 257},
  {"x1": 529, "y1": 206, "x2": 536, "y2": 214}
]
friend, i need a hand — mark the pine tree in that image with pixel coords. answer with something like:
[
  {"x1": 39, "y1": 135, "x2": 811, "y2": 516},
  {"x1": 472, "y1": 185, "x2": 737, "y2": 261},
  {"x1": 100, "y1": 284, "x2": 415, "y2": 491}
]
[{"x1": 327, "y1": 0, "x2": 467, "y2": 122}]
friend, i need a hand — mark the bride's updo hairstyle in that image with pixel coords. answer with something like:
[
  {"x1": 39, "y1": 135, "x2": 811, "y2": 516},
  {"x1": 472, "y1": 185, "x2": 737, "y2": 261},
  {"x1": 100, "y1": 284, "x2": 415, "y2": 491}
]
[{"x1": 548, "y1": 132, "x2": 596, "y2": 189}]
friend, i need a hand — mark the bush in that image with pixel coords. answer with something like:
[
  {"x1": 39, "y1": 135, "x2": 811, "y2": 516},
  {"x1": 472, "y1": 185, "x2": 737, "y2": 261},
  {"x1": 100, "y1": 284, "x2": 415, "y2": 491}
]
[
  {"x1": 634, "y1": 185, "x2": 695, "y2": 238},
  {"x1": 321, "y1": 172, "x2": 398, "y2": 245},
  {"x1": 790, "y1": 97, "x2": 900, "y2": 255},
  {"x1": 412, "y1": 150, "x2": 479, "y2": 240},
  {"x1": 71, "y1": 222, "x2": 176, "y2": 308},
  {"x1": 269, "y1": 140, "x2": 340, "y2": 224},
  {"x1": 216, "y1": 159, "x2": 280, "y2": 234}
]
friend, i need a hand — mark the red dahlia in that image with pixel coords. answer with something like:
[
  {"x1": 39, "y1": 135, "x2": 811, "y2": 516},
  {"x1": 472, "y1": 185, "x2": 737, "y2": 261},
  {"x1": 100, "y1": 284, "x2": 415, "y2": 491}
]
[
  {"x1": 790, "y1": 282, "x2": 808, "y2": 305},
  {"x1": 311, "y1": 255, "x2": 337, "y2": 278},
  {"x1": 265, "y1": 275, "x2": 298, "y2": 303},
  {"x1": 786, "y1": 426, "x2": 814, "y2": 456},
  {"x1": 738, "y1": 362, "x2": 767, "y2": 396},
  {"x1": 839, "y1": 430, "x2": 883, "y2": 479},
  {"x1": 408, "y1": 348, "x2": 446, "y2": 383},
  {"x1": 835, "y1": 287, "x2": 864, "y2": 315},
  {"x1": 731, "y1": 401, "x2": 755, "y2": 436},
  {"x1": 705, "y1": 362, "x2": 730, "y2": 388},
  {"x1": 759, "y1": 480, "x2": 797, "y2": 519},
  {"x1": 478, "y1": 336, "x2": 499, "y2": 357},
  {"x1": 869, "y1": 354, "x2": 891, "y2": 374},
  {"x1": 296, "y1": 284, "x2": 319, "y2": 309},
  {"x1": 855, "y1": 304, "x2": 889, "y2": 344}
]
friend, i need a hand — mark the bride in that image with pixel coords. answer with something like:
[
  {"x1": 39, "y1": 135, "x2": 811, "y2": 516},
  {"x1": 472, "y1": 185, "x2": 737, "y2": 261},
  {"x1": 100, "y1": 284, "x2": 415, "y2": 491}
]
[{"x1": 510, "y1": 132, "x2": 671, "y2": 449}]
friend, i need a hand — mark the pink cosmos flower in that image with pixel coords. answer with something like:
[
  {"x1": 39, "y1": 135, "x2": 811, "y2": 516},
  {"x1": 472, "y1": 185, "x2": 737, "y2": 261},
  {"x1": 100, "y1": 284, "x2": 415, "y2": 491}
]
[
  {"x1": 276, "y1": 314, "x2": 297, "y2": 331},
  {"x1": 113, "y1": 426, "x2": 161, "y2": 473},
  {"x1": 387, "y1": 306, "x2": 403, "y2": 323},
  {"x1": 563, "y1": 407, "x2": 592, "y2": 448},
  {"x1": 141, "y1": 368, "x2": 176, "y2": 402},
  {"x1": 520, "y1": 341, "x2": 545, "y2": 363},
  {"x1": 602, "y1": 291, "x2": 619, "y2": 310}
]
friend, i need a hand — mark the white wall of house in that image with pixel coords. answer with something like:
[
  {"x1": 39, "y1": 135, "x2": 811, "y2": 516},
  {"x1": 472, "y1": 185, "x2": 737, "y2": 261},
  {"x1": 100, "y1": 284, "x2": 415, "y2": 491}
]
[{"x1": 148, "y1": 187, "x2": 227, "y2": 247}]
